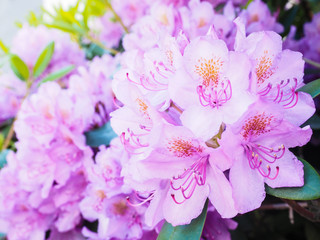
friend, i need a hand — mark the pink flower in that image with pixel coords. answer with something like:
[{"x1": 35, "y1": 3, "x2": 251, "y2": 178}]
[
  {"x1": 202, "y1": 206, "x2": 237, "y2": 240},
  {"x1": 234, "y1": 22, "x2": 315, "y2": 125},
  {"x1": 123, "y1": 123, "x2": 237, "y2": 226},
  {"x1": 239, "y1": 0, "x2": 283, "y2": 34},
  {"x1": 0, "y1": 73, "x2": 26, "y2": 123},
  {"x1": 219, "y1": 100, "x2": 312, "y2": 213},
  {"x1": 170, "y1": 33, "x2": 255, "y2": 140},
  {"x1": 80, "y1": 140, "x2": 149, "y2": 239},
  {"x1": 119, "y1": 35, "x2": 183, "y2": 110}
]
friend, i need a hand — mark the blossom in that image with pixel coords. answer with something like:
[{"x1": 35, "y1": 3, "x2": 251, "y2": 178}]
[
  {"x1": 239, "y1": 0, "x2": 283, "y2": 34},
  {"x1": 234, "y1": 20, "x2": 315, "y2": 125},
  {"x1": 80, "y1": 139, "x2": 151, "y2": 239},
  {"x1": 122, "y1": 123, "x2": 237, "y2": 226},
  {"x1": 201, "y1": 206, "x2": 238, "y2": 240},
  {"x1": 170, "y1": 32, "x2": 255, "y2": 140},
  {"x1": 219, "y1": 100, "x2": 312, "y2": 213},
  {"x1": 0, "y1": 73, "x2": 26, "y2": 123}
]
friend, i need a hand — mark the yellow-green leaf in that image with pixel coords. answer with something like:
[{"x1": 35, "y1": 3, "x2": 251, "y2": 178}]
[
  {"x1": 33, "y1": 41, "x2": 55, "y2": 78},
  {"x1": 9, "y1": 54, "x2": 30, "y2": 81}
]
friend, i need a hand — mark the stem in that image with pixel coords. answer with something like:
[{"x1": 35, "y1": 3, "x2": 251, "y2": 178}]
[
  {"x1": 170, "y1": 102, "x2": 183, "y2": 114},
  {"x1": 304, "y1": 58, "x2": 320, "y2": 69},
  {"x1": 260, "y1": 202, "x2": 308, "y2": 210},
  {"x1": 282, "y1": 199, "x2": 319, "y2": 222},
  {"x1": 1, "y1": 79, "x2": 32, "y2": 151},
  {"x1": 86, "y1": 35, "x2": 119, "y2": 55},
  {"x1": 105, "y1": 1, "x2": 129, "y2": 34}
]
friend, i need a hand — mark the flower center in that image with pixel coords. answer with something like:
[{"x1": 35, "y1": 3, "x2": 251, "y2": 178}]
[
  {"x1": 256, "y1": 51, "x2": 275, "y2": 86},
  {"x1": 167, "y1": 137, "x2": 203, "y2": 158},
  {"x1": 112, "y1": 199, "x2": 129, "y2": 216},
  {"x1": 195, "y1": 57, "x2": 223, "y2": 88},
  {"x1": 241, "y1": 113, "x2": 274, "y2": 140}
]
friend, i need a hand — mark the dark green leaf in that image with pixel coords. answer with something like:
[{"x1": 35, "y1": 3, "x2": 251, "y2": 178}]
[
  {"x1": 85, "y1": 122, "x2": 117, "y2": 147},
  {"x1": 302, "y1": 114, "x2": 320, "y2": 130},
  {"x1": 85, "y1": 43, "x2": 105, "y2": 60},
  {"x1": 266, "y1": 158, "x2": 320, "y2": 200},
  {"x1": 38, "y1": 65, "x2": 75, "y2": 86},
  {"x1": 298, "y1": 78, "x2": 320, "y2": 98},
  {"x1": 9, "y1": 54, "x2": 29, "y2": 81},
  {"x1": 33, "y1": 41, "x2": 55, "y2": 78},
  {"x1": 0, "y1": 150, "x2": 9, "y2": 169},
  {"x1": 157, "y1": 200, "x2": 208, "y2": 240}
]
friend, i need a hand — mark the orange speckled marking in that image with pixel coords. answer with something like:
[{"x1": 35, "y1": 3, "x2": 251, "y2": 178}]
[
  {"x1": 241, "y1": 113, "x2": 273, "y2": 140},
  {"x1": 167, "y1": 137, "x2": 203, "y2": 157},
  {"x1": 195, "y1": 57, "x2": 223, "y2": 88},
  {"x1": 256, "y1": 51, "x2": 275, "y2": 86}
]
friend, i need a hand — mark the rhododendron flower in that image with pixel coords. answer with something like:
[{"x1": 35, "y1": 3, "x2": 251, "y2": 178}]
[
  {"x1": 239, "y1": 0, "x2": 283, "y2": 34},
  {"x1": 119, "y1": 35, "x2": 183, "y2": 110},
  {"x1": 0, "y1": 73, "x2": 26, "y2": 123},
  {"x1": 234, "y1": 21, "x2": 315, "y2": 125},
  {"x1": 123, "y1": 124, "x2": 237, "y2": 226},
  {"x1": 170, "y1": 33, "x2": 255, "y2": 140},
  {"x1": 111, "y1": 82, "x2": 165, "y2": 155},
  {"x1": 219, "y1": 100, "x2": 312, "y2": 213},
  {"x1": 80, "y1": 140, "x2": 150, "y2": 239},
  {"x1": 201, "y1": 207, "x2": 238, "y2": 240}
]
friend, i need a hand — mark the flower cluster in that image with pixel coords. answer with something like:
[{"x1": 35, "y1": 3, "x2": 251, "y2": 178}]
[{"x1": 0, "y1": 0, "x2": 317, "y2": 239}]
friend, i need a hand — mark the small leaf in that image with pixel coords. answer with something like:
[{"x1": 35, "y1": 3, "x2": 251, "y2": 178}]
[
  {"x1": 0, "y1": 40, "x2": 9, "y2": 54},
  {"x1": 266, "y1": 158, "x2": 320, "y2": 200},
  {"x1": 0, "y1": 150, "x2": 9, "y2": 169},
  {"x1": 9, "y1": 54, "x2": 29, "y2": 81},
  {"x1": 157, "y1": 200, "x2": 208, "y2": 240},
  {"x1": 85, "y1": 122, "x2": 117, "y2": 147},
  {"x1": 33, "y1": 41, "x2": 55, "y2": 78},
  {"x1": 38, "y1": 65, "x2": 75, "y2": 86},
  {"x1": 298, "y1": 79, "x2": 320, "y2": 98}
]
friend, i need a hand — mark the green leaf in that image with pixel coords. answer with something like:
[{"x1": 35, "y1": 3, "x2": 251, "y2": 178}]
[
  {"x1": 85, "y1": 122, "x2": 117, "y2": 147},
  {"x1": 157, "y1": 200, "x2": 208, "y2": 240},
  {"x1": 302, "y1": 114, "x2": 320, "y2": 130},
  {"x1": 33, "y1": 41, "x2": 55, "y2": 78},
  {"x1": 0, "y1": 150, "x2": 9, "y2": 169},
  {"x1": 38, "y1": 65, "x2": 75, "y2": 86},
  {"x1": 298, "y1": 78, "x2": 320, "y2": 98},
  {"x1": 266, "y1": 158, "x2": 320, "y2": 200},
  {"x1": 0, "y1": 40, "x2": 9, "y2": 54},
  {"x1": 9, "y1": 54, "x2": 30, "y2": 81}
]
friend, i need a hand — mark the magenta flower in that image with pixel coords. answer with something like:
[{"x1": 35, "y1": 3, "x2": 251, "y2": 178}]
[{"x1": 219, "y1": 100, "x2": 312, "y2": 213}]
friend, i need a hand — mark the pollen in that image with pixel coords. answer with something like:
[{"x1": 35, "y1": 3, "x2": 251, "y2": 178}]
[
  {"x1": 241, "y1": 113, "x2": 273, "y2": 140},
  {"x1": 198, "y1": 18, "x2": 207, "y2": 28},
  {"x1": 256, "y1": 51, "x2": 275, "y2": 86},
  {"x1": 195, "y1": 57, "x2": 223, "y2": 88},
  {"x1": 96, "y1": 190, "x2": 106, "y2": 200},
  {"x1": 167, "y1": 137, "x2": 203, "y2": 157},
  {"x1": 166, "y1": 50, "x2": 174, "y2": 66},
  {"x1": 136, "y1": 98, "x2": 150, "y2": 118},
  {"x1": 112, "y1": 199, "x2": 128, "y2": 216}
]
